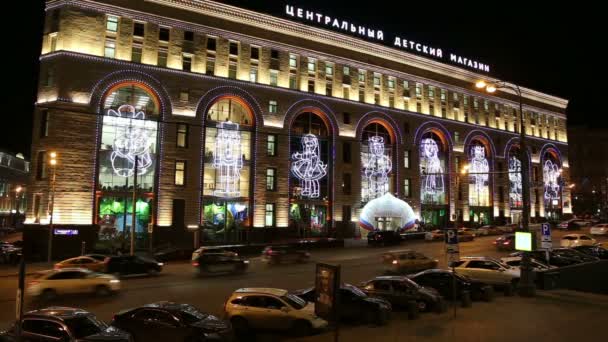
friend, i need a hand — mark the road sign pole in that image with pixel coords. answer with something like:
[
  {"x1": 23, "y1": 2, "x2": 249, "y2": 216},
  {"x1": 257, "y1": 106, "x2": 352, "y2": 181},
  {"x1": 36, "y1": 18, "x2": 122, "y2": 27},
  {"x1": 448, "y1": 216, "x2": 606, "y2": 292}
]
[{"x1": 15, "y1": 257, "x2": 25, "y2": 342}]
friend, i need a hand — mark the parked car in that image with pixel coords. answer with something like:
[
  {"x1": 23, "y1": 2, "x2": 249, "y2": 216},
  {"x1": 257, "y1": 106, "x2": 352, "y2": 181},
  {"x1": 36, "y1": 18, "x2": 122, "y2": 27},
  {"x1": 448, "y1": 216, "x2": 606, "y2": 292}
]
[
  {"x1": 451, "y1": 257, "x2": 520, "y2": 288},
  {"x1": 572, "y1": 245, "x2": 608, "y2": 260},
  {"x1": 224, "y1": 288, "x2": 328, "y2": 336},
  {"x1": 560, "y1": 234, "x2": 597, "y2": 247},
  {"x1": 106, "y1": 255, "x2": 163, "y2": 277},
  {"x1": 154, "y1": 247, "x2": 195, "y2": 262},
  {"x1": 510, "y1": 248, "x2": 599, "y2": 267},
  {"x1": 367, "y1": 230, "x2": 402, "y2": 246},
  {"x1": 458, "y1": 228, "x2": 477, "y2": 237},
  {"x1": 112, "y1": 302, "x2": 233, "y2": 342},
  {"x1": 360, "y1": 275, "x2": 445, "y2": 312},
  {"x1": 499, "y1": 224, "x2": 518, "y2": 233},
  {"x1": 590, "y1": 224, "x2": 608, "y2": 236},
  {"x1": 84, "y1": 253, "x2": 109, "y2": 262},
  {"x1": 191, "y1": 246, "x2": 238, "y2": 261},
  {"x1": 457, "y1": 229, "x2": 475, "y2": 242},
  {"x1": 557, "y1": 219, "x2": 592, "y2": 230},
  {"x1": 500, "y1": 256, "x2": 555, "y2": 271},
  {"x1": 408, "y1": 269, "x2": 494, "y2": 302},
  {"x1": 475, "y1": 225, "x2": 502, "y2": 236},
  {"x1": 381, "y1": 250, "x2": 438, "y2": 274},
  {"x1": 0, "y1": 242, "x2": 21, "y2": 264},
  {"x1": 0, "y1": 307, "x2": 131, "y2": 342},
  {"x1": 54, "y1": 256, "x2": 108, "y2": 273},
  {"x1": 27, "y1": 268, "x2": 121, "y2": 301},
  {"x1": 292, "y1": 284, "x2": 391, "y2": 325},
  {"x1": 192, "y1": 250, "x2": 249, "y2": 275},
  {"x1": 493, "y1": 234, "x2": 516, "y2": 251},
  {"x1": 424, "y1": 230, "x2": 444, "y2": 241},
  {"x1": 261, "y1": 245, "x2": 310, "y2": 264}
]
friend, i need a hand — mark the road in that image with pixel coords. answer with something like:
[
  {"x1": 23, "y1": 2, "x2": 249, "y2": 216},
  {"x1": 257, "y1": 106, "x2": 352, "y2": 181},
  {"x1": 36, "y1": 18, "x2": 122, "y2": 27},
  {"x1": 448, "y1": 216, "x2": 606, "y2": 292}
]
[{"x1": 0, "y1": 230, "x2": 605, "y2": 340}]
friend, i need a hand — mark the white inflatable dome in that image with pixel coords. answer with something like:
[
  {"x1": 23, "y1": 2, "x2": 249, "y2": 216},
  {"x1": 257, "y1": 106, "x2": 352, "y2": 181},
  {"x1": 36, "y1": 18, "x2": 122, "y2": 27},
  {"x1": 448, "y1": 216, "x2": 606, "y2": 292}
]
[{"x1": 359, "y1": 193, "x2": 417, "y2": 231}]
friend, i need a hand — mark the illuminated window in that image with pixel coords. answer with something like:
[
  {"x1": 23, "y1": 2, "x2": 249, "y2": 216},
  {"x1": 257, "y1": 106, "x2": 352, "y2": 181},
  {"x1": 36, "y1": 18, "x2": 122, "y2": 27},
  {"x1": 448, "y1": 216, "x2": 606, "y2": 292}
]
[
  {"x1": 133, "y1": 22, "x2": 145, "y2": 37},
  {"x1": 343, "y1": 86, "x2": 350, "y2": 100},
  {"x1": 49, "y1": 33, "x2": 57, "y2": 52},
  {"x1": 157, "y1": 50, "x2": 167, "y2": 67},
  {"x1": 440, "y1": 89, "x2": 446, "y2": 102},
  {"x1": 106, "y1": 16, "x2": 119, "y2": 32},
  {"x1": 104, "y1": 39, "x2": 116, "y2": 58},
  {"x1": 182, "y1": 54, "x2": 192, "y2": 72},
  {"x1": 428, "y1": 86, "x2": 435, "y2": 99},
  {"x1": 307, "y1": 59, "x2": 316, "y2": 72},
  {"x1": 373, "y1": 74, "x2": 381, "y2": 87},
  {"x1": 289, "y1": 54, "x2": 298, "y2": 68},
  {"x1": 266, "y1": 168, "x2": 277, "y2": 191},
  {"x1": 177, "y1": 124, "x2": 188, "y2": 148},
  {"x1": 359, "y1": 88, "x2": 365, "y2": 102},
  {"x1": 404, "y1": 179, "x2": 411, "y2": 197},
  {"x1": 249, "y1": 67, "x2": 258, "y2": 83},
  {"x1": 269, "y1": 70, "x2": 278, "y2": 86},
  {"x1": 358, "y1": 70, "x2": 366, "y2": 82},
  {"x1": 159, "y1": 27, "x2": 170, "y2": 42},
  {"x1": 454, "y1": 131, "x2": 460, "y2": 143},
  {"x1": 43, "y1": 68, "x2": 55, "y2": 87},
  {"x1": 325, "y1": 63, "x2": 333, "y2": 76},
  {"x1": 289, "y1": 74, "x2": 297, "y2": 89},
  {"x1": 179, "y1": 90, "x2": 189, "y2": 102},
  {"x1": 404, "y1": 150, "x2": 410, "y2": 169},
  {"x1": 343, "y1": 66, "x2": 350, "y2": 76},
  {"x1": 268, "y1": 100, "x2": 278, "y2": 114},
  {"x1": 415, "y1": 83, "x2": 422, "y2": 98},
  {"x1": 388, "y1": 77, "x2": 395, "y2": 90},
  {"x1": 265, "y1": 204, "x2": 275, "y2": 227},
  {"x1": 175, "y1": 161, "x2": 186, "y2": 186},
  {"x1": 267, "y1": 134, "x2": 277, "y2": 156},
  {"x1": 131, "y1": 45, "x2": 142, "y2": 63},
  {"x1": 402, "y1": 80, "x2": 410, "y2": 97}
]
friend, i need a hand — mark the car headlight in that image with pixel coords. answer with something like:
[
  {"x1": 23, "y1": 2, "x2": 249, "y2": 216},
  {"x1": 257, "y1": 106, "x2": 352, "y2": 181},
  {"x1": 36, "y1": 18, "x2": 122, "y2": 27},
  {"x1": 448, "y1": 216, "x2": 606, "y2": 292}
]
[
  {"x1": 110, "y1": 279, "x2": 120, "y2": 283},
  {"x1": 243, "y1": 260, "x2": 250, "y2": 264},
  {"x1": 157, "y1": 263, "x2": 164, "y2": 266}
]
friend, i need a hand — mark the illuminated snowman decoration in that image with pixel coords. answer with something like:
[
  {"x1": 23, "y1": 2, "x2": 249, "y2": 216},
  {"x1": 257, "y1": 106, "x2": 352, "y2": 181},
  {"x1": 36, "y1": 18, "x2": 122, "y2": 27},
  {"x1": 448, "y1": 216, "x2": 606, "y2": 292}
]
[
  {"x1": 543, "y1": 160, "x2": 560, "y2": 201},
  {"x1": 509, "y1": 156, "x2": 522, "y2": 204},
  {"x1": 364, "y1": 136, "x2": 392, "y2": 200},
  {"x1": 470, "y1": 145, "x2": 489, "y2": 194},
  {"x1": 109, "y1": 104, "x2": 153, "y2": 177},
  {"x1": 420, "y1": 138, "x2": 444, "y2": 200},
  {"x1": 291, "y1": 134, "x2": 327, "y2": 198},
  {"x1": 213, "y1": 121, "x2": 243, "y2": 197}
]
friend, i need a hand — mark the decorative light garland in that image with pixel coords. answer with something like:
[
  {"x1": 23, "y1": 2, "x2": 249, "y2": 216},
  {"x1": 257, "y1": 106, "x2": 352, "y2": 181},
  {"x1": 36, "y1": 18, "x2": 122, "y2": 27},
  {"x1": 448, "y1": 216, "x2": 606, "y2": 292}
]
[
  {"x1": 469, "y1": 145, "x2": 489, "y2": 194},
  {"x1": 212, "y1": 121, "x2": 244, "y2": 198},
  {"x1": 543, "y1": 159, "x2": 560, "y2": 201},
  {"x1": 419, "y1": 138, "x2": 445, "y2": 203},
  {"x1": 508, "y1": 155, "x2": 522, "y2": 205},
  {"x1": 362, "y1": 136, "x2": 392, "y2": 201},
  {"x1": 291, "y1": 134, "x2": 327, "y2": 198}
]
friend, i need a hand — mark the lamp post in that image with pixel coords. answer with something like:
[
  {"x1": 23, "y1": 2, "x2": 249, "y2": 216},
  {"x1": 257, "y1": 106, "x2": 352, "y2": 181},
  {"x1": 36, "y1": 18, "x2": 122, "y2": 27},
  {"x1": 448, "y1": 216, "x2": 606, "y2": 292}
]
[
  {"x1": 47, "y1": 152, "x2": 58, "y2": 263},
  {"x1": 476, "y1": 80, "x2": 535, "y2": 296}
]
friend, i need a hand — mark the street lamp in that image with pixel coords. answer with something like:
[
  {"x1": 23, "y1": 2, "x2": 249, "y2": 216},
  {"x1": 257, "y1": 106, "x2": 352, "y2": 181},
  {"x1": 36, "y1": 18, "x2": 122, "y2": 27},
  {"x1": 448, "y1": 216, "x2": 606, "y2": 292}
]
[
  {"x1": 48, "y1": 152, "x2": 58, "y2": 263},
  {"x1": 475, "y1": 80, "x2": 535, "y2": 296}
]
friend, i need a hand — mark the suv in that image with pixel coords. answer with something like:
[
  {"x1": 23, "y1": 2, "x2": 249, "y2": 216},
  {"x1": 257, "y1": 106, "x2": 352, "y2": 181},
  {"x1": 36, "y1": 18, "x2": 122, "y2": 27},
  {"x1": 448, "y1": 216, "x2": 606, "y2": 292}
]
[
  {"x1": 361, "y1": 276, "x2": 444, "y2": 312},
  {"x1": 192, "y1": 251, "x2": 249, "y2": 275},
  {"x1": 382, "y1": 250, "x2": 438, "y2": 274},
  {"x1": 224, "y1": 288, "x2": 327, "y2": 336},
  {"x1": 106, "y1": 255, "x2": 163, "y2": 277},
  {"x1": 451, "y1": 257, "x2": 520, "y2": 288},
  {"x1": 0, "y1": 307, "x2": 131, "y2": 341},
  {"x1": 367, "y1": 230, "x2": 402, "y2": 246},
  {"x1": 261, "y1": 246, "x2": 310, "y2": 264}
]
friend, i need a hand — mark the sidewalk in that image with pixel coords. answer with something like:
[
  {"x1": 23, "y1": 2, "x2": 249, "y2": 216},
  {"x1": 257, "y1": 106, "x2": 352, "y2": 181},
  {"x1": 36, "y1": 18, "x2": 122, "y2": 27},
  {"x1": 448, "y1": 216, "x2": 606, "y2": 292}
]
[{"x1": 0, "y1": 263, "x2": 52, "y2": 278}]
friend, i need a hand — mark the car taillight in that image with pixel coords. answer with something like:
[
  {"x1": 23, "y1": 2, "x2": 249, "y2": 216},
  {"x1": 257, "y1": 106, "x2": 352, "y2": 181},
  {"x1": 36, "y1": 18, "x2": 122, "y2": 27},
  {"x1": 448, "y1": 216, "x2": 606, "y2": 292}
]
[
  {"x1": 493, "y1": 241, "x2": 497, "y2": 244},
  {"x1": 503, "y1": 241, "x2": 510, "y2": 245},
  {"x1": 392, "y1": 260, "x2": 398, "y2": 265},
  {"x1": 192, "y1": 262, "x2": 199, "y2": 267}
]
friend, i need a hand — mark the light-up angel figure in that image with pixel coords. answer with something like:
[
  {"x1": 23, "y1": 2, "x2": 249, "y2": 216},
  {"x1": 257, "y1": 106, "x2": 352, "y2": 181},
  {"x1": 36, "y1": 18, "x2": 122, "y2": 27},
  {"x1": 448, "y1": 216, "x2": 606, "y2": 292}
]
[
  {"x1": 364, "y1": 136, "x2": 392, "y2": 200},
  {"x1": 508, "y1": 156, "x2": 522, "y2": 205},
  {"x1": 213, "y1": 121, "x2": 243, "y2": 197},
  {"x1": 109, "y1": 104, "x2": 153, "y2": 177},
  {"x1": 543, "y1": 160, "x2": 561, "y2": 201},
  {"x1": 291, "y1": 134, "x2": 327, "y2": 198},
  {"x1": 470, "y1": 145, "x2": 489, "y2": 193},
  {"x1": 420, "y1": 138, "x2": 444, "y2": 202}
]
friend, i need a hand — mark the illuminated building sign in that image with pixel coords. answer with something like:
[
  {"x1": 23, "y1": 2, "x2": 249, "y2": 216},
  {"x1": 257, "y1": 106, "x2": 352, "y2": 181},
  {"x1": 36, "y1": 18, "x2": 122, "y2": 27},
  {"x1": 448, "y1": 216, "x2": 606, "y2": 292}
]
[
  {"x1": 213, "y1": 121, "x2": 243, "y2": 198},
  {"x1": 285, "y1": 4, "x2": 490, "y2": 72},
  {"x1": 509, "y1": 156, "x2": 522, "y2": 207},
  {"x1": 363, "y1": 136, "x2": 392, "y2": 201},
  {"x1": 419, "y1": 138, "x2": 445, "y2": 204},
  {"x1": 107, "y1": 105, "x2": 153, "y2": 177},
  {"x1": 54, "y1": 229, "x2": 78, "y2": 236},
  {"x1": 291, "y1": 134, "x2": 328, "y2": 198},
  {"x1": 543, "y1": 160, "x2": 561, "y2": 202}
]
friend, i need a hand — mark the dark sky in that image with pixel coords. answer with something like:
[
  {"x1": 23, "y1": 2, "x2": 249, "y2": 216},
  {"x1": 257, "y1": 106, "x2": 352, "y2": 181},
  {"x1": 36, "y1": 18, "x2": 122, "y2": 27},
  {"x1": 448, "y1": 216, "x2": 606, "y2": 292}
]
[{"x1": 8, "y1": 0, "x2": 603, "y2": 158}]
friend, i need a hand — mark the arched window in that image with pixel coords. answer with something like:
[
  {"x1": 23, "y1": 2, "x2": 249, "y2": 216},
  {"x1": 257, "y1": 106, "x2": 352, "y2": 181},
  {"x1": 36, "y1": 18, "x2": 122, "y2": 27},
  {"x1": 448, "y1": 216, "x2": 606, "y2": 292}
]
[
  {"x1": 508, "y1": 145, "x2": 523, "y2": 209},
  {"x1": 468, "y1": 139, "x2": 491, "y2": 207},
  {"x1": 361, "y1": 122, "x2": 394, "y2": 203},
  {"x1": 542, "y1": 150, "x2": 562, "y2": 209},
  {"x1": 419, "y1": 131, "x2": 447, "y2": 205},
  {"x1": 202, "y1": 98, "x2": 254, "y2": 237},
  {"x1": 97, "y1": 83, "x2": 160, "y2": 236}
]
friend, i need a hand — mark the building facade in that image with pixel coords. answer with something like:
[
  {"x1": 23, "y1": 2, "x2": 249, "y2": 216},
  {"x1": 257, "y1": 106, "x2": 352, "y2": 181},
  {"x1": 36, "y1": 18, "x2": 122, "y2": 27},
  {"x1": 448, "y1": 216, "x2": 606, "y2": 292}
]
[
  {"x1": 0, "y1": 151, "x2": 29, "y2": 228},
  {"x1": 30, "y1": 0, "x2": 571, "y2": 244}
]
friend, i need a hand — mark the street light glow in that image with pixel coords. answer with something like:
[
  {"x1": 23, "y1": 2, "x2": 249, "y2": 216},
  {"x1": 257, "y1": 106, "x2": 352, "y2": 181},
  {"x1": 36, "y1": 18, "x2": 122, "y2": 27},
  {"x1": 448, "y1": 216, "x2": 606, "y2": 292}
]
[
  {"x1": 486, "y1": 85, "x2": 497, "y2": 93},
  {"x1": 475, "y1": 80, "x2": 487, "y2": 89},
  {"x1": 50, "y1": 159, "x2": 57, "y2": 166},
  {"x1": 50, "y1": 151, "x2": 57, "y2": 158},
  {"x1": 461, "y1": 164, "x2": 470, "y2": 174}
]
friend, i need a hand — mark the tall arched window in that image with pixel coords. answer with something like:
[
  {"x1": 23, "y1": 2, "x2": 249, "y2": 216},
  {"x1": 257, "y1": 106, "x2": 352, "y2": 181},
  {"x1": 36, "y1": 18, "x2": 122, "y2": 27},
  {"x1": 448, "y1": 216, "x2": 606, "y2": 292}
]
[
  {"x1": 508, "y1": 145, "x2": 523, "y2": 209},
  {"x1": 542, "y1": 149, "x2": 562, "y2": 220},
  {"x1": 202, "y1": 97, "x2": 254, "y2": 241},
  {"x1": 97, "y1": 83, "x2": 160, "y2": 237},
  {"x1": 419, "y1": 130, "x2": 448, "y2": 227},
  {"x1": 361, "y1": 122, "x2": 394, "y2": 203},
  {"x1": 468, "y1": 139, "x2": 492, "y2": 224},
  {"x1": 289, "y1": 112, "x2": 331, "y2": 236}
]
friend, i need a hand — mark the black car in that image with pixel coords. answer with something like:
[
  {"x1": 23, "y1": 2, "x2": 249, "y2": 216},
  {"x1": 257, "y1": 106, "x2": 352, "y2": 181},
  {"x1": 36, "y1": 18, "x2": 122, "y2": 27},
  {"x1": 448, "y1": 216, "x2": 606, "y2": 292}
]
[
  {"x1": 112, "y1": 302, "x2": 233, "y2": 342},
  {"x1": 511, "y1": 248, "x2": 599, "y2": 267},
  {"x1": 493, "y1": 234, "x2": 515, "y2": 251},
  {"x1": 572, "y1": 245, "x2": 608, "y2": 259},
  {"x1": 0, "y1": 242, "x2": 22, "y2": 265},
  {"x1": 155, "y1": 247, "x2": 195, "y2": 262},
  {"x1": 106, "y1": 255, "x2": 163, "y2": 277},
  {"x1": 192, "y1": 251, "x2": 249, "y2": 276},
  {"x1": 367, "y1": 230, "x2": 402, "y2": 246},
  {"x1": 261, "y1": 245, "x2": 310, "y2": 264},
  {"x1": 292, "y1": 284, "x2": 391, "y2": 325},
  {"x1": 0, "y1": 307, "x2": 131, "y2": 341},
  {"x1": 360, "y1": 276, "x2": 446, "y2": 312},
  {"x1": 408, "y1": 269, "x2": 494, "y2": 302}
]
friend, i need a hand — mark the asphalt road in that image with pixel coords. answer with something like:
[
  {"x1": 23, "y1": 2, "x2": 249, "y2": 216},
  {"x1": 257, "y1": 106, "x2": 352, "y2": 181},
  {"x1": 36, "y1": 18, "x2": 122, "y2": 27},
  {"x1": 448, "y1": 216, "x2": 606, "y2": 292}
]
[{"x1": 0, "y1": 230, "x2": 605, "y2": 340}]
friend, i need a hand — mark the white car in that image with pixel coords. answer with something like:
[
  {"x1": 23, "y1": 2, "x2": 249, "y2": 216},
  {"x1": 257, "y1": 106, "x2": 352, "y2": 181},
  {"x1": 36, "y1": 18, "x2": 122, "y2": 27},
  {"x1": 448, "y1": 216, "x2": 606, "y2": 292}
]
[
  {"x1": 560, "y1": 234, "x2": 597, "y2": 247},
  {"x1": 557, "y1": 219, "x2": 591, "y2": 229},
  {"x1": 590, "y1": 224, "x2": 608, "y2": 236},
  {"x1": 27, "y1": 268, "x2": 121, "y2": 300},
  {"x1": 452, "y1": 257, "x2": 520, "y2": 287},
  {"x1": 500, "y1": 256, "x2": 556, "y2": 271}
]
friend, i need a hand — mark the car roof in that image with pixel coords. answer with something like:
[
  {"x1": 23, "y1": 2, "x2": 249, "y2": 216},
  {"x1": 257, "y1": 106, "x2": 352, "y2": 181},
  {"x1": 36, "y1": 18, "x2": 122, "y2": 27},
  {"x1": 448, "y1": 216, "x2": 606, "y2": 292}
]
[
  {"x1": 25, "y1": 307, "x2": 92, "y2": 320},
  {"x1": 461, "y1": 256, "x2": 498, "y2": 261},
  {"x1": 142, "y1": 302, "x2": 197, "y2": 312},
  {"x1": 372, "y1": 275, "x2": 411, "y2": 281},
  {"x1": 384, "y1": 249, "x2": 415, "y2": 254},
  {"x1": 59, "y1": 256, "x2": 93, "y2": 263},
  {"x1": 234, "y1": 288, "x2": 288, "y2": 296}
]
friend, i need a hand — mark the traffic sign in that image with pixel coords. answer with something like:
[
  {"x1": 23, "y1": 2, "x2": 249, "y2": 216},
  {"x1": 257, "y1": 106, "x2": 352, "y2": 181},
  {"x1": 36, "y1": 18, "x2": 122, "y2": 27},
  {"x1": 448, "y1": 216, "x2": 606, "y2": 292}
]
[
  {"x1": 541, "y1": 223, "x2": 552, "y2": 249},
  {"x1": 445, "y1": 229, "x2": 459, "y2": 254}
]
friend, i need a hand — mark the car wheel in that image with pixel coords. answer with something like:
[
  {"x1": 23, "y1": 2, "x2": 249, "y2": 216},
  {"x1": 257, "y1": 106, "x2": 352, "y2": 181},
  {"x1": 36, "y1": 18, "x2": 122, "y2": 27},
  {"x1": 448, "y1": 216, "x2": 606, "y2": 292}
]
[
  {"x1": 40, "y1": 289, "x2": 57, "y2": 302},
  {"x1": 417, "y1": 301, "x2": 428, "y2": 312},
  {"x1": 95, "y1": 285, "x2": 111, "y2": 297},
  {"x1": 230, "y1": 316, "x2": 249, "y2": 334},
  {"x1": 292, "y1": 319, "x2": 312, "y2": 336}
]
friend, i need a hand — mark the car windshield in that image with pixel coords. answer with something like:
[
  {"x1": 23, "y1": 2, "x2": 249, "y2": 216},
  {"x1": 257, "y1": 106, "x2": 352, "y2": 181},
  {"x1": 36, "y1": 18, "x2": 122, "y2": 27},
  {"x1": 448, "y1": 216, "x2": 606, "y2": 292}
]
[
  {"x1": 63, "y1": 315, "x2": 106, "y2": 339},
  {"x1": 345, "y1": 285, "x2": 367, "y2": 297},
  {"x1": 281, "y1": 294, "x2": 306, "y2": 310},
  {"x1": 180, "y1": 305, "x2": 209, "y2": 324}
]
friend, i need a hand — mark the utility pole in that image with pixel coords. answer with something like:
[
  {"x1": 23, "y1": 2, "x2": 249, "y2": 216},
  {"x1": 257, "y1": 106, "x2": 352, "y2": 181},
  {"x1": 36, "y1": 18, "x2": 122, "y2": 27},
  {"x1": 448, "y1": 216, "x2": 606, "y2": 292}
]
[
  {"x1": 131, "y1": 155, "x2": 138, "y2": 256},
  {"x1": 47, "y1": 152, "x2": 58, "y2": 263}
]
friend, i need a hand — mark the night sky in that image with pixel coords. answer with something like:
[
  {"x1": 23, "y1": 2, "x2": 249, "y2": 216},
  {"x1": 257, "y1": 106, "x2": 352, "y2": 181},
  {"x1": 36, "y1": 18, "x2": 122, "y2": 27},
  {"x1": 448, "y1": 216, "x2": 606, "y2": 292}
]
[{"x1": 8, "y1": 0, "x2": 603, "y2": 158}]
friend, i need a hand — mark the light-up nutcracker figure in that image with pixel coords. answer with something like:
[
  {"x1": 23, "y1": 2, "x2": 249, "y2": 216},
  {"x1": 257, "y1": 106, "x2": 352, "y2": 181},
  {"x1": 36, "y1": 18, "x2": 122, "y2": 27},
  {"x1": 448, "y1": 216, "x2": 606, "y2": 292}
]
[
  {"x1": 420, "y1": 138, "x2": 444, "y2": 202},
  {"x1": 509, "y1": 156, "x2": 523, "y2": 205},
  {"x1": 291, "y1": 134, "x2": 327, "y2": 198},
  {"x1": 543, "y1": 160, "x2": 560, "y2": 201},
  {"x1": 364, "y1": 136, "x2": 392, "y2": 200},
  {"x1": 213, "y1": 121, "x2": 243, "y2": 197},
  {"x1": 470, "y1": 145, "x2": 489, "y2": 205},
  {"x1": 109, "y1": 104, "x2": 153, "y2": 177}
]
